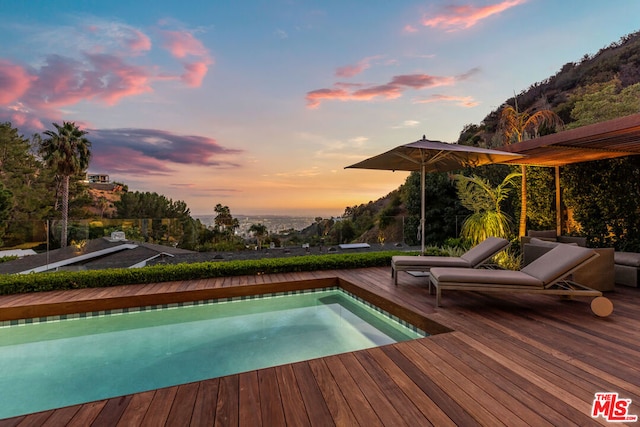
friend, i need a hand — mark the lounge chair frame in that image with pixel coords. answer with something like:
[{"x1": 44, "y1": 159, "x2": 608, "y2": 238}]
[
  {"x1": 429, "y1": 246, "x2": 612, "y2": 316},
  {"x1": 391, "y1": 237, "x2": 509, "y2": 285}
]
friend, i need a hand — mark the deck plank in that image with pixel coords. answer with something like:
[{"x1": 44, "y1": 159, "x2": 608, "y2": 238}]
[
  {"x1": 214, "y1": 376, "x2": 239, "y2": 427},
  {"x1": 115, "y1": 391, "x2": 154, "y2": 427},
  {"x1": 139, "y1": 387, "x2": 178, "y2": 427},
  {"x1": 291, "y1": 362, "x2": 335, "y2": 427},
  {"x1": 274, "y1": 364, "x2": 311, "y2": 427},
  {"x1": 166, "y1": 382, "x2": 199, "y2": 426},
  {"x1": 90, "y1": 395, "x2": 131, "y2": 427},
  {"x1": 238, "y1": 371, "x2": 262, "y2": 426},
  {"x1": 256, "y1": 368, "x2": 284, "y2": 426},
  {"x1": 190, "y1": 379, "x2": 219, "y2": 426},
  {"x1": 1, "y1": 267, "x2": 639, "y2": 426},
  {"x1": 306, "y1": 359, "x2": 358, "y2": 427},
  {"x1": 353, "y1": 349, "x2": 433, "y2": 426}
]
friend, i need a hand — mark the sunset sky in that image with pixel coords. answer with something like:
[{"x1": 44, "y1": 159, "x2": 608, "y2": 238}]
[{"x1": 1, "y1": 1, "x2": 639, "y2": 217}]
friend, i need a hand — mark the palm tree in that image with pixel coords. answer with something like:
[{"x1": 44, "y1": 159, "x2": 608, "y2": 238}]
[
  {"x1": 454, "y1": 172, "x2": 521, "y2": 245},
  {"x1": 249, "y1": 223, "x2": 268, "y2": 249},
  {"x1": 40, "y1": 122, "x2": 91, "y2": 247},
  {"x1": 498, "y1": 101, "x2": 563, "y2": 237}
]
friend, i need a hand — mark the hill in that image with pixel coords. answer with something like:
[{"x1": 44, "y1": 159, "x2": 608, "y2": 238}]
[{"x1": 84, "y1": 183, "x2": 126, "y2": 218}]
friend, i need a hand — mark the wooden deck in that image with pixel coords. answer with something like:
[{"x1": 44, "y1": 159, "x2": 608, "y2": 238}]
[{"x1": 1, "y1": 267, "x2": 639, "y2": 426}]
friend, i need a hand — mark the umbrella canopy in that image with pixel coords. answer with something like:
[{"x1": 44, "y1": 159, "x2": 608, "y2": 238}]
[{"x1": 346, "y1": 136, "x2": 525, "y2": 254}]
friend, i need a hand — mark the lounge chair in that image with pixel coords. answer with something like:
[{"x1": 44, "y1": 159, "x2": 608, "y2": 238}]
[
  {"x1": 391, "y1": 237, "x2": 510, "y2": 285},
  {"x1": 429, "y1": 244, "x2": 614, "y2": 316}
]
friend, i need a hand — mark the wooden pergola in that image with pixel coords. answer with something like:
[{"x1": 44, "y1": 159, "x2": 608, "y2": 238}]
[{"x1": 495, "y1": 113, "x2": 640, "y2": 234}]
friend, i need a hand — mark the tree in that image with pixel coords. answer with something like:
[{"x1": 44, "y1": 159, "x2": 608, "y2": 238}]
[
  {"x1": 0, "y1": 123, "x2": 54, "y2": 246},
  {"x1": 498, "y1": 102, "x2": 564, "y2": 237},
  {"x1": 249, "y1": 223, "x2": 268, "y2": 249},
  {"x1": 454, "y1": 171, "x2": 521, "y2": 245},
  {"x1": 114, "y1": 191, "x2": 196, "y2": 247},
  {"x1": 401, "y1": 171, "x2": 470, "y2": 246},
  {"x1": 0, "y1": 182, "x2": 12, "y2": 245},
  {"x1": 560, "y1": 79, "x2": 640, "y2": 250},
  {"x1": 213, "y1": 204, "x2": 239, "y2": 239},
  {"x1": 39, "y1": 122, "x2": 91, "y2": 247}
]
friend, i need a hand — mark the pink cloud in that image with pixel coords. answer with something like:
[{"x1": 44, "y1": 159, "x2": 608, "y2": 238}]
[
  {"x1": 404, "y1": 24, "x2": 419, "y2": 33},
  {"x1": 85, "y1": 54, "x2": 153, "y2": 104},
  {"x1": 391, "y1": 74, "x2": 454, "y2": 88},
  {"x1": 0, "y1": 60, "x2": 33, "y2": 104},
  {"x1": 125, "y1": 29, "x2": 152, "y2": 54},
  {"x1": 306, "y1": 70, "x2": 473, "y2": 108},
  {"x1": 181, "y1": 61, "x2": 210, "y2": 87},
  {"x1": 305, "y1": 88, "x2": 351, "y2": 109},
  {"x1": 352, "y1": 84, "x2": 403, "y2": 100},
  {"x1": 414, "y1": 94, "x2": 479, "y2": 107},
  {"x1": 24, "y1": 53, "x2": 153, "y2": 108},
  {"x1": 161, "y1": 30, "x2": 210, "y2": 59},
  {"x1": 160, "y1": 30, "x2": 213, "y2": 87},
  {"x1": 421, "y1": 0, "x2": 527, "y2": 31},
  {"x1": 335, "y1": 56, "x2": 381, "y2": 78},
  {"x1": 5, "y1": 110, "x2": 45, "y2": 130},
  {"x1": 0, "y1": 24, "x2": 214, "y2": 130}
]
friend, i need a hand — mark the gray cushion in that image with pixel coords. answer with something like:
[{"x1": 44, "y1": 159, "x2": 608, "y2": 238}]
[
  {"x1": 430, "y1": 268, "x2": 543, "y2": 287},
  {"x1": 528, "y1": 230, "x2": 557, "y2": 240},
  {"x1": 521, "y1": 244, "x2": 596, "y2": 285},
  {"x1": 529, "y1": 238, "x2": 578, "y2": 247},
  {"x1": 392, "y1": 256, "x2": 470, "y2": 268},
  {"x1": 459, "y1": 237, "x2": 509, "y2": 266},
  {"x1": 614, "y1": 252, "x2": 640, "y2": 267}
]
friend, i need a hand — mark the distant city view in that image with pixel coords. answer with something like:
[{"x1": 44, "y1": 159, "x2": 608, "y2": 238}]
[{"x1": 194, "y1": 215, "x2": 318, "y2": 236}]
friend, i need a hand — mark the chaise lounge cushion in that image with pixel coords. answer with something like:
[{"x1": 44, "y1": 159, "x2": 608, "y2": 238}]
[
  {"x1": 615, "y1": 252, "x2": 640, "y2": 267},
  {"x1": 528, "y1": 237, "x2": 577, "y2": 248},
  {"x1": 391, "y1": 256, "x2": 470, "y2": 268},
  {"x1": 522, "y1": 244, "x2": 596, "y2": 285},
  {"x1": 459, "y1": 236, "x2": 511, "y2": 266},
  {"x1": 430, "y1": 268, "x2": 542, "y2": 287},
  {"x1": 528, "y1": 229, "x2": 557, "y2": 240}
]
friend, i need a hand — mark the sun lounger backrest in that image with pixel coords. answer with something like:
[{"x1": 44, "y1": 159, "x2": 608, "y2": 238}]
[
  {"x1": 460, "y1": 237, "x2": 509, "y2": 267},
  {"x1": 521, "y1": 244, "x2": 597, "y2": 285}
]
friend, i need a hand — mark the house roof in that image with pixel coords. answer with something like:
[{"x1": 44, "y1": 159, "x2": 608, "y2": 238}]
[
  {"x1": 496, "y1": 113, "x2": 640, "y2": 166},
  {"x1": 0, "y1": 237, "x2": 195, "y2": 274}
]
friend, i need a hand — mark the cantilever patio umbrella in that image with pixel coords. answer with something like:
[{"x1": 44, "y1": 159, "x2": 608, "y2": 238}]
[{"x1": 346, "y1": 136, "x2": 525, "y2": 254}]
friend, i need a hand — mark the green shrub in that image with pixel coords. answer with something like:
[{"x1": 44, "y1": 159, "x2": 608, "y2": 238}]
[{"x1": 0, "y1": 251, "x2": 411, "y2": 295}]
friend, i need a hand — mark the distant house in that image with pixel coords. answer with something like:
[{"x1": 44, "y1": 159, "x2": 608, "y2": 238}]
[
  {"x1": 86, "y1": 173, "x2": 110, "y2": 183},
  {"x1": 0, "y1": 232, "x2": 195, "y2": 274}
]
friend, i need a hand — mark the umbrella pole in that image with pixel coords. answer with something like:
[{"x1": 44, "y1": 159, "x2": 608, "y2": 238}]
[{"x1": 421, "y1": 164, "x2": 426, "y2": 255}]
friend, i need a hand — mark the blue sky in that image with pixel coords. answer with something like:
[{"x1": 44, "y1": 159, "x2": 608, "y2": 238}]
[{"x1": 1, "y1": 1, "x2": 639, "y2": 216}]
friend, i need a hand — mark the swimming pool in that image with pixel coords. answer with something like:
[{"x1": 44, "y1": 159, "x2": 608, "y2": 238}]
[{"x1": 0, "y1": 287, "x2": 426, "y2": 419}]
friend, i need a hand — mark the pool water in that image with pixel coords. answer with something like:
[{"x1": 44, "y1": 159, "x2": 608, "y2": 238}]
[{"x1": 0, "y1": 288, "x2": 425, "y2": 419}]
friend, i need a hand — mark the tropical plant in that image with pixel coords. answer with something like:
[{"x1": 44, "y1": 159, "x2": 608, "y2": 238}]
[
  {"x1": 498, "y1": 102, "x2": 564, "y2": 237},
  {"x1": 454, "y1": 172, "x2": 521, "y2": 244},
  {"x1": 39, "y1": 122, "x2": 91, "y2": 247}
]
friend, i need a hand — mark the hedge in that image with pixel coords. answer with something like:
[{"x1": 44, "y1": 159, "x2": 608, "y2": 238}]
[{"x1": 0, "y1": 250, "x2": 430, "y2": 295}]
